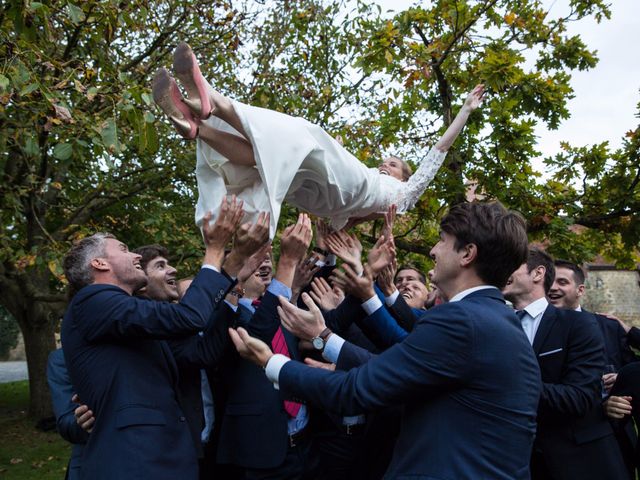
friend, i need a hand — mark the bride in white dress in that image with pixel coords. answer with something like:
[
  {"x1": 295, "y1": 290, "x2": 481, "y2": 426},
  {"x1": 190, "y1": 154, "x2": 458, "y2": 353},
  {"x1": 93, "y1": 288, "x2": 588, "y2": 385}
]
[{"x1": 153, "y1": 43, "x2": 484, "y2": 237}]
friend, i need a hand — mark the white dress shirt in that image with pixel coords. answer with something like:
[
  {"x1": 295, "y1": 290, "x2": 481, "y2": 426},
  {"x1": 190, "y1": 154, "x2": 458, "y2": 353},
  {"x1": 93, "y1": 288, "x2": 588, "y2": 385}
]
[{"x1": 518, "y1": 297, "x2": 548, "y2": 345}]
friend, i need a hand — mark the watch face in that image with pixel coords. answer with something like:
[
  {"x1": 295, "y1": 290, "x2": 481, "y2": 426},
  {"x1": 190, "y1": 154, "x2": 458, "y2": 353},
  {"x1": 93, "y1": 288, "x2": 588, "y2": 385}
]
[{"x1": 312, "y1": 337, "x2": 324, "y2": 350}]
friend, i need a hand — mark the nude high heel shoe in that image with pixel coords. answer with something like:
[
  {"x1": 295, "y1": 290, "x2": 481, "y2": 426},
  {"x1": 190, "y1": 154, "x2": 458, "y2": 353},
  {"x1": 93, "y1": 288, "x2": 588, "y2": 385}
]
[
  {"x1": 173, "y1": 42, "x2": 213, "y2": 119},
  {"x1": 152, "y1": 67, "x2": 199, "y2": 139}
]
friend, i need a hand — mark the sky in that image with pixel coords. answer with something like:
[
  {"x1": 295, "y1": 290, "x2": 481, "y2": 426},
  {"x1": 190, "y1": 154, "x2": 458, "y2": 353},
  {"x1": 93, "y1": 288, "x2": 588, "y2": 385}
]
[{"x1": 374, "y1": 0, "x2": 640, "y2": 163}]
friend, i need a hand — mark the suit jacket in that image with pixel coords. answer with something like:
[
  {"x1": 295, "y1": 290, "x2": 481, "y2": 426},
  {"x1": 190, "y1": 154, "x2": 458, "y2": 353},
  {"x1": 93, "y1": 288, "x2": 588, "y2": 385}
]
[
  {"x1": 47, "y1": 349, "x2": 87, "y2": 480},
  {"x1": 279, "y1": 288, "x2": 542, "y2": 479},
  {"x1": 531, "y1": 304, "x2": 628, "y2": 480},
  {"x1": 61, "y1": 268, "x2": 231, "y2": 480},
  {"x1": 215, "y1": 291, "x2": 300, "y2": 469},
  {"x1": 586, "y1": 311, "x2": 640, "y2": 370}
]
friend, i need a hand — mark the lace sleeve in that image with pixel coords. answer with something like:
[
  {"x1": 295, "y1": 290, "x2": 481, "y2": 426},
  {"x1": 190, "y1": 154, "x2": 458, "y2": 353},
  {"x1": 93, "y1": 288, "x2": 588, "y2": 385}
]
[{"x1": 395, "y1": 146, "x2": 447, "y2": 213}]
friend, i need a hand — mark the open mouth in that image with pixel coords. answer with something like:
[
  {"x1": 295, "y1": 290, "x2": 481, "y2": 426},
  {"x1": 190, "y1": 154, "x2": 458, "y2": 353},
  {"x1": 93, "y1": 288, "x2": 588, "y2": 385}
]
[
  {"x1": 379, "y1": 169, "x2": 389, "y2": 176},
  {"x1": 134, "y1": 263, "x2": 143, "y2": 270},
  {"x1": 547, "y1": 293, "x2": 562, "y2": 300},
  {"x1": 166, "y1": 278, "x2": 176, "y2": 286},
  {"x1": 401, "y1": 292, "x2": 412, "y2": 299}
]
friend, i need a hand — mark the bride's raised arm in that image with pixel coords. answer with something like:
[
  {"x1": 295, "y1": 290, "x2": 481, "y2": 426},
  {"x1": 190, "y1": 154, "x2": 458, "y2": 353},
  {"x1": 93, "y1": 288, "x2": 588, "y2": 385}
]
[{"x1": 397, "y1": 84, "x2": 485, "y2": 213}]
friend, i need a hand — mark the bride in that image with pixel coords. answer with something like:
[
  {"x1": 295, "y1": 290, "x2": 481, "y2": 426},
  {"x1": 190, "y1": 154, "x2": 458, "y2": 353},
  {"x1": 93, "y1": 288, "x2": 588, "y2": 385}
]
[{"x1": 153, "y1": 43, "x2": 484, "y2": 237}]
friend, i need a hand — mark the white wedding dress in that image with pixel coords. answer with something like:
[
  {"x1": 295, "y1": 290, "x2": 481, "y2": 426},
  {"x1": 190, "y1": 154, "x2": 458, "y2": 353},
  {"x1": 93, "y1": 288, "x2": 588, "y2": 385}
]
[{"x1": 195, "y1": 100, "x2": 447, "y2": 237}]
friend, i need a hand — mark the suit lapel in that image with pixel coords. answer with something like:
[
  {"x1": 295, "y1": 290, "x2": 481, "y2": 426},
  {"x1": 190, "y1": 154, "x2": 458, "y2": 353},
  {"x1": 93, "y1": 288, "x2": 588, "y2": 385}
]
[{"x1": 532, "y1": 305, "x2": 556, "y2": 355}]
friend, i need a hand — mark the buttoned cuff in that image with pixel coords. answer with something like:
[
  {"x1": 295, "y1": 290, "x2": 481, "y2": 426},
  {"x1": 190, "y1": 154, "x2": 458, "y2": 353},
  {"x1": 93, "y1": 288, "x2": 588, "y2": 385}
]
[
  {"x1": 265, "y1": 354, "x2": 291, "y2": 390},
  {"x1": 385, "y1": 289, "x2": 399, "y2": 306},
  {"x1": 361, "y1": 295, "x2": 383, "y2": 316},
  {"x1": 322, "y1": 333, "x2": 345, "y2": 364}
]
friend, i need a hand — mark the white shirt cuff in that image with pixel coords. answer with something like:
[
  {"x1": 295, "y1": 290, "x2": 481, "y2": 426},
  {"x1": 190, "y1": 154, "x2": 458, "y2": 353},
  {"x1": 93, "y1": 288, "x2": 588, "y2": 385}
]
[
  {"x1": 201, "y1": 264, "x2": 220, "y2": 272},
  {"x1": 322, "y1": 334, "x2": 345, "y2": 364},
  {"x1": 264, "y1": 354, "x2": 290, "y2": 390},
  {"x1": 385, "y1": 289, "x2": 399, "y2": 306},
  {"x1": 361, "y1": 295, "x2": 383, "y2": 316}
]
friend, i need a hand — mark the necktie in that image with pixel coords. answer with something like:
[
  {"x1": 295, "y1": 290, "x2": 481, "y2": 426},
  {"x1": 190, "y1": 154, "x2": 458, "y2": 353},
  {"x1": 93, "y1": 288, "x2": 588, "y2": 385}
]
[
  {"x1": 271, "y1": 327, "x2": 302, "y2": 418},
  {"x1": 515, "y1": 310, "x2": 527, "y2": 321}
]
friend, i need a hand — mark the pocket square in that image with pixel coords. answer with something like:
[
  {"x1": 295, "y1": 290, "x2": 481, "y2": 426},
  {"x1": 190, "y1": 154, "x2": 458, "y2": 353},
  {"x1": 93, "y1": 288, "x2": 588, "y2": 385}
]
[{"x1": 539, "y1": 348, "x2": 563, "y2": 357}]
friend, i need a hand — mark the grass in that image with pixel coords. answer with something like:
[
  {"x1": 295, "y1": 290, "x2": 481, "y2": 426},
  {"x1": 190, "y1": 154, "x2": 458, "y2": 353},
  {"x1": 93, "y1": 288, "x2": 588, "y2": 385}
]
[{"x1": 0, "y1": 381, "x2": 71, "y2": 479}]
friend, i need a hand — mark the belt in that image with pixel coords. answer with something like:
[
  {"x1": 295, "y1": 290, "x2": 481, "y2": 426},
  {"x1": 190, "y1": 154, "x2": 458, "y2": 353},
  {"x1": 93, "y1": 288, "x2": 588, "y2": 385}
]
[{"x1": 341, "y1": 422, "x2": 365, "y2": 436}]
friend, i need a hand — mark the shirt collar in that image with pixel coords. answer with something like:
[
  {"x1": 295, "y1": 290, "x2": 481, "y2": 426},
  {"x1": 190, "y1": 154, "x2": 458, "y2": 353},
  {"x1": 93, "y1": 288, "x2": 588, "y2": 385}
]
[
  {"x1": 522, "y1": 296, "x2": 548, "y2": 318},
  {"x1": 449, "y1": 285, "x2": 498, "y2": 303}
]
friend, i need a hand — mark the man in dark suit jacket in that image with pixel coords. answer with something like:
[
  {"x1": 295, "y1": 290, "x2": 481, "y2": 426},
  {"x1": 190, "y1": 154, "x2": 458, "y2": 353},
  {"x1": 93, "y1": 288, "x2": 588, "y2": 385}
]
[
  {"x1": 230, "y1": 201, "x2": 543, "y2": 479},
  {"x1": 547, "y1": 259, "x2": 639, "y2": 477},
  {"x1": 47, "y1": 348, "x2": 87, "y2": 480},
  {"x1": 61, "y1": 202, "x2": 268, "y2": 480},
  {"x1": 503, "y1": 248, "x2": 629, "y2": 480}
]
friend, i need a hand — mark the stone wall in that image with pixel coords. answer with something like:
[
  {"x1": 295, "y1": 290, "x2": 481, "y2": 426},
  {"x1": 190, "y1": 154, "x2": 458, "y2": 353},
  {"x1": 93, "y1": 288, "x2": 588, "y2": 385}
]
[{"x1": 582, "y1": 267, "x2": 640, "y2": 327}]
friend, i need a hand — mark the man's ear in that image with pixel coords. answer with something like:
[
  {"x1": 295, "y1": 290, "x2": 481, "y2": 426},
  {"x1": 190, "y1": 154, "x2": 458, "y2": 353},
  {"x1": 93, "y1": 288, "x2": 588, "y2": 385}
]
[
  {"x1": 460, "y1": 243, "x2": 478, "y2": 267},
  {"x1": 577, "y1": 284, "x2": 586, "y2": 298},
  {"x1": 532, "y1": 265, "x2": 546, "y2": 284},
  {"x1": 90, "y1": 257, "x2": 110, "y2": 272}
]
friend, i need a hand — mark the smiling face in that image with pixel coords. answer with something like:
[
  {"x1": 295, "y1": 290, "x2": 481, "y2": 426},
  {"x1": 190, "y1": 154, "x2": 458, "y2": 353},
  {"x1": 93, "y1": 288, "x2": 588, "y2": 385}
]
[
  {"x1": 102, "y1": 238, "x2": 147, "y2": 293},
  {"x1": 395, "y1": 268, "x2": 424, "y2": 291},
  {"x1": 144, "y1": 256, "x2": 179, "y2": 302},
  {"x1": 429, "y1": 231, "x2": 467, "y2": 300},
  {"x1": 548, "y1": 266, "x2": 584, "y2": 310},
  {"x1": 399, "y1": 281, "x2": 430, "y2": 309},
  {"x1": 378, "y1": 156, "x2": 407, "y2": 181},
  {"x1": 243, "y1": 254, "x2": 273, "y2": 299}
]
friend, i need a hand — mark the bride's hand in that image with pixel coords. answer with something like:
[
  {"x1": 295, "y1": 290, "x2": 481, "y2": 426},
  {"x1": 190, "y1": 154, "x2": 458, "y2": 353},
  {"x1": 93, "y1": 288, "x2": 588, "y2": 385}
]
[{"x1": 463, "y1": 84, "x2": 485, "y2": 111}]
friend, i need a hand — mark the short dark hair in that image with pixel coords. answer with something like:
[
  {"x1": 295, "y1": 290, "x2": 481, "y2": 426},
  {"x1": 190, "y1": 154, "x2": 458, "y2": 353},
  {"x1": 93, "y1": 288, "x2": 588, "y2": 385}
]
[
  {"x1": 395, "y1": 264, "x2": 427, "y2": 284},
  {"x1": 526, "y1": 248, "x2": 555, "y2": 294},
  {"x1": 63, "y1": 233, "x2": 115, "y2": 296},
  {"x1": 440, "y1": 201, "x2": 528, "y2": 289},
  {"x1": 133, "y1": 244, "x2": 169, "y2": 273},
  {"x1": 554, "y1": 259, "x2": 585, "y2": 285}
]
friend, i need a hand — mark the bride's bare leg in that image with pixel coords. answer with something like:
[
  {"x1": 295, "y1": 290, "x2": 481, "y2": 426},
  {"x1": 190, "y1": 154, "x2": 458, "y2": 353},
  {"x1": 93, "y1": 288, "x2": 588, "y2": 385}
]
[
  {"x1": 205, "y1": 87, "x2": 249, "y2": 139},
  {"x1": 198, "y1": 124, "x2": 256, "y2": 167}
]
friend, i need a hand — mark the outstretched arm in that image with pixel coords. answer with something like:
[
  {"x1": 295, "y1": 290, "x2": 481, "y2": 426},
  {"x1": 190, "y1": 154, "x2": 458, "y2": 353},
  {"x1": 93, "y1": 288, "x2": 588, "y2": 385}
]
[{"x1": 435, "y1": 84, "x2": 484, "y2": 152}]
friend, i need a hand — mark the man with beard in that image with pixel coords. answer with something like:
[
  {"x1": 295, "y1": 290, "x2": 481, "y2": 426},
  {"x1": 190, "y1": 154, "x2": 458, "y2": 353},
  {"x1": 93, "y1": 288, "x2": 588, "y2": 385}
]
[{"x1": 61, "y1": 199, "x2": 269, "y2": 480}]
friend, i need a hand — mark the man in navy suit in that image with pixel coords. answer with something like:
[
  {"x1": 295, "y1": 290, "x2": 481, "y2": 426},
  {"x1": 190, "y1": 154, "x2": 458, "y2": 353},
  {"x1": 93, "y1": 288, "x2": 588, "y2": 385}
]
[
  {"x1": 230, "y1": 201, "x2": 542, "y2": 479},
  {"x1": 61, "y1": 199, "x2": 269, "y2": 480},
  {"x1": 503, "y1": 248, "x2": 629, "y2": 479},
  {"x1": 547, "y1": 259, "x2": 639, "y2": 477}
]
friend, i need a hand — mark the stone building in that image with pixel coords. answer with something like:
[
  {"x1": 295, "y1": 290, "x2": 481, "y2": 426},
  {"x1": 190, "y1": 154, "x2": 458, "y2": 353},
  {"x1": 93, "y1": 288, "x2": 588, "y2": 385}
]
[{"x1": 582, "y1": 264, "x2": 640, "y2": 327}]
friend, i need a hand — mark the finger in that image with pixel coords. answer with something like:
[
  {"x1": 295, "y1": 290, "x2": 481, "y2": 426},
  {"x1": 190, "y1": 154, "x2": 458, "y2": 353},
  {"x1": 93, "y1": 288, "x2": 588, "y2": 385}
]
[
  {"x1": 304, "y1": 358, "x2": 336, "y2": 371},
  {"x1": 308, "y1": 290, "x2": 322, "y2": 305},
  {"x1": 83, "y1": 417, "x2": 95, "y2": 428},
  {"x1": 301, "y1": 292, "x2": 321, "y2": 314},
  {"x1": 228, "y1": 328, "x2": 246, "y2": 353},
  {"x1": 72, "y1": 394, "x2": 80, "y2": 404}
]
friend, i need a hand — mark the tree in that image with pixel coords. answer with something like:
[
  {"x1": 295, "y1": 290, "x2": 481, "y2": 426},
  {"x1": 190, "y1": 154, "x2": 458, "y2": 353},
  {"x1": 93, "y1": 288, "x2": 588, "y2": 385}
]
[{"x1": 0, "y1": 0, "x2": 376, "y2": 417}]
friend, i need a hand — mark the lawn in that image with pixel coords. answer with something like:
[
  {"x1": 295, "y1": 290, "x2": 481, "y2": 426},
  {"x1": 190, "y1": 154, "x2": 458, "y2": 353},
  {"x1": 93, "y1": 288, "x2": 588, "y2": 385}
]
[{"x1": 0, "y1": 381, "x2": 70, "y2": 479}]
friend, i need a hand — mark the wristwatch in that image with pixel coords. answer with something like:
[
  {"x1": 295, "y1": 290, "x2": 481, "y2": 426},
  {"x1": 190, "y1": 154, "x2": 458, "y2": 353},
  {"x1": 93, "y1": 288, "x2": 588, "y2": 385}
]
[{"x1": 311, "y1": 328, "x2": 332, "y2": 351}]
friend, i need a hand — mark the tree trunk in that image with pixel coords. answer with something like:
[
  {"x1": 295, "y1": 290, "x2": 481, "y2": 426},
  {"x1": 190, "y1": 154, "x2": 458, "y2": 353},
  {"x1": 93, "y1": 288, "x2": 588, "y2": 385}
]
[{"x1": 20, "y1": 317, "x2": 57, "y2": 418}]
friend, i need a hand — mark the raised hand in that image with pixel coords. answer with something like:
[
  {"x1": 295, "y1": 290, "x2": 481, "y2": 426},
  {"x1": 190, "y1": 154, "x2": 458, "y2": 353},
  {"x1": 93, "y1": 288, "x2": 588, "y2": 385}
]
[
  {"x1": 278, "y1": 293, "x2": 327, "y2": 341},
  {"x1": 291, "y1": 255, "x2": 321, "y2": 302},
  {"x1": 237, "y1": 244, "x2": 273, "y2": 284},
  {"x1": 223, "y1": 211, "x2": 270, "y2": 277},
  {"x1": 309, "y1": 277, "x2": 345, "y2": 311},
  {"x1": 367, "y1": 234, "x2": 396, "y2": 276},
  {"x1": 381, "y1": 204, "x2": 396, "y2": 243},
  {"x1": 280, "y1": 213, "x2": 313, "y2": 263},
  {"x1": 202, "y1": 195, "x2": 244, "y2": 268},
  {"x1": 377, "y1": 257, "x2": 398, "y2": 297},
  {"x1": 315, "y1": 219, "x2": 330, "y2": 252},
  {"x1": 331, "y1": 263, "x2": 376, "y2": 302},
  {"x1": 228, "y1": 327, "x2": 274, "y2": 368},
  {"x1": 325, "y1": 229, "x2": 363, "y2": 271},
  {"x1": 463, "y1": 84, "x2": 485, "y2": 111}
]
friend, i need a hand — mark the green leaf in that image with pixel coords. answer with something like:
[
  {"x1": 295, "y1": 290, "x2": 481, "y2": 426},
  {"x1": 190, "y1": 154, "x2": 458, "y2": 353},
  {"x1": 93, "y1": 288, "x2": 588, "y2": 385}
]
[
  {"x1": 53, "y1": 143, "x2": 73, "y2": 160},
  {"x1": 141, "y1": 92, "x2": 153, "y2": 105},
  {"x1": 19, "y1": 83, "x2": 39, "y2": 96},
  {"x1": 143, "y1": 111, "x2": 155, "y2": 123},
  {"x1": 0, "y1": 74, "x2": 9, "y2": 91},
  {"x1": 67, "y1": 3, "x2": 85, "y2": 24},
  {"x1": 100, "y1": 118, "x2": 119, "y2": 154}
]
